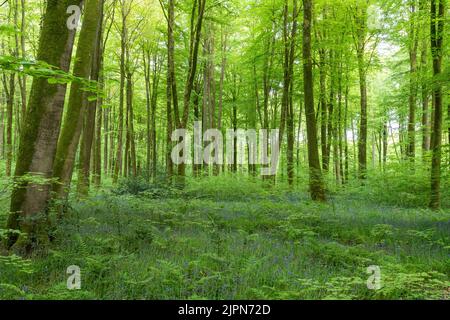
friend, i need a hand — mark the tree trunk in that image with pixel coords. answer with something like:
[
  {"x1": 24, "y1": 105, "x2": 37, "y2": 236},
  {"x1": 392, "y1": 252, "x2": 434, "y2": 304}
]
[
  {"x1": 177, "y1": 0, "x2": 207, "y2": 185},
  {"x1": 127, "y1": 72, "x2": 137, "y2": 177},
  {"x1": 78, "y1": 1, "x2": 104, "y2": 196},
  {"x1": 302, "y1": 0, "x2": 326, "y2": 201},
  {"x1": 113, "y1": 2, "x2": 130, "y2": 183},
  {"x1": 355, "y1": 5, "x2": 368, "y2": 180},
  {"x1": 419, "y1": 0, "x2": 431, "y2": 156},
  {"x1": 94, "y1": 92, "x2": 103, "y2": 187},
  {"x1": 0, "y1": 105, "x2": 4, "y2": 159},
  {"x1": 344, "y1": 79, "x2": 350, "y2": 183},
  {"x1": 7, "y1": 0, "x2": 82, "y2": 253},
  {"x1": 143, "y1": 48, "x2": 151, "y2": 181},
  {"x1": 407, "y1": 1, "x2": 418, "y2": 163},
  {"x1": 17, "y1": 0, "x2": 27, "y2": 133},
  {"x1": 52, "y1": 0, "x2": 103, "y2": 204},
  {"x1": 5, "y1": 73, "x2": 14, "y2": 177},
  {"x1": 429, "y1": 0, "x2": 444, "y2": 210},
  {"x1": 319, "y1": 48, "x2": 328, "y2": 172},
  {"x1": 286, "y1": 0, "x2": 298, "y2": 186}
]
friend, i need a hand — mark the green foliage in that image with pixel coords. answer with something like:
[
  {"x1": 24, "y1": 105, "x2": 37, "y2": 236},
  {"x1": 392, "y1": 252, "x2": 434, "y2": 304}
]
[
  {"x1": 0, "y1": 55, "x2": 100, "y2": 95},
  {"x1": 1, "y1": 176, "x2": 448, "y2": 300},
  {"x1": 374, "y1": 264, "x2": 449, "y2": 300},
  {"x1": 113, "y1": 176, "x2": 179, "y2": 199},
  {"x1": 356, "y1": 164, "x2": 450, "y2": 208}
]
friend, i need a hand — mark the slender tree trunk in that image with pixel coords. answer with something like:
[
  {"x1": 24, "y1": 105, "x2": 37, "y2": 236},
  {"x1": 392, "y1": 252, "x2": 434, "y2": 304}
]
[
  {"x1": 177, "y1": 0, "x2": 207, "y2": 185},
  {"x1": 113, "y1": 2, "x2": 130, "y2": 183},
  {"x1": 419, "y1": 0, "x2": 431, "y2": 156},
  {"x1": 296, "y1": 100, "x2": 303, "y2": 182},
  {"x1": 429, "y1": 0, "x2": 444, "y2": 210},
  {"x1": 127, "y1": 72, "x2": 137, "y2": 177},
  {"x1": 17, "y1": 0, "x2": 27, "y2": 132},
  {"x1": 287, "y1": 0, "x2": 298, "y2": 186},
  {"x1": 103, "y1": 104, "x2": 108, "y2": 175},
  {"x1": 0, "y1": 105, "x2": 4, "y2": 159},
  {"x1": 303, "y1": 0, "x2": 326, "y2": 201},
  {"x1": 143, "y1": 48, "x2": 152, "y2": 181},
  {"x1": 319, "y1": 49, "x2": 328, "y2": 172},
  {"x1": 193, "y1": 78, "x2": 202, "y2": 177},
  {"x1": 327, "y1": 50, "x2": 335, "y2": 179},
  {"x1": 407, "y1": 1, "x2": 418, "y2": 163},
  {"x1": 355, "y1": 5, "x2": 368, "y2": 180},
  {"x1": 5, "y1": 73, "x2": 14, "y2": 177},
  {"x1": 336, "y1": 59, "x2": 343, "y2": 185},
  {"x1": 94, "y1": 92, "x2": 103, "y2": 187},
  {"x1": 216, "y1": 28, "x2": 227, "y2": 176},
  {"x1": 109, "y1": 104, "x2": 116, "y2": 174},
  {"x1": 383, "y1": 121, "x2": 388, "y2": 167},
  {"x1": 231, "y1": 73, "x2": 238, "y2": 174},
  {"x1": 344, "y1": 78, "x2": 350, "y2": 183},
  {"x1": 202, "y1": 21, "x2": 216, "y2": 176},
  {"x1": 165, "y1": 0, "x2": 178, "y2": 183}
]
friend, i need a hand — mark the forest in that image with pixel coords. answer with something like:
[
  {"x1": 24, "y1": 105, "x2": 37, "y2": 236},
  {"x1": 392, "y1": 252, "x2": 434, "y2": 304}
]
[{"x1": 0, "y1": 0, "x2": 448, "y2": 300}]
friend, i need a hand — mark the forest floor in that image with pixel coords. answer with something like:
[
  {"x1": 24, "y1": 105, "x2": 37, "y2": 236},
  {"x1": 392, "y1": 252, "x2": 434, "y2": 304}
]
[{"x1": 0, "y1": 174, "x2": 449, "y2": 300}]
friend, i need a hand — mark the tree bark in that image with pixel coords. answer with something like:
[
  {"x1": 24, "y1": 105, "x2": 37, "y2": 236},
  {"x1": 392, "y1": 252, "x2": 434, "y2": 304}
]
[
  {"x1": 52, "y1": 0, "x2": 104, "y2": 204},
  {"x1": 7, "y1": 0, "x2": 83, "y2": 253},
  {"x1": 303, "y1": 0, "x2": 326, "y2": 201},
  {"x1": 78, "y1": 0, "x2": 104, "y2": 196},
  {"x1": 429, "y1": 0, "x2": 444, "y2": 210},
  {"x1": 5, "y1": 73, "x2": 14, "y2": 177},
  {"x1": 113, "y1": 1, "x2": 130, "y2": 183},
  {"x1": 407, "y1": 0, "x2": 419, "y2": 162},
  {"x1": 176, "y1": 0, "x2": 207, "y2": 185},
  {"x1": 355, "y1": 5, "x2": 368, "y2": 180}
]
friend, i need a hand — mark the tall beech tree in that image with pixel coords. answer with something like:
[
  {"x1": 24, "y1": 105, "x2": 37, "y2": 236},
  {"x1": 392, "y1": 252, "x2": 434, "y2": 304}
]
[
  {"x1": 353, "y1": 3, "x2": 369, "y2": 180},
  {"x1": 113, "y1": 0, "x2": 133, "y2": 183},
  {"x1": 77, "y1": 0, "x2": 105, "y2": 196},
  {"x1": 302, "y1": 0, "x2": 326, "y2": 201},
  {"x1": 407, "y1": 0, "x2": 419, "y2": 162},
  {"x1": 429, "y1": 0, "x2": 445, "y2": 210},
  {"x1": 52, "y1": 0, "x2": 104, "y2": 204},
  {"x1": 6, "y1": 0, "x2": 83, "y2": 252},
  {"x1": 164, "y1": 0, "x2": 206, "y2": 185}
]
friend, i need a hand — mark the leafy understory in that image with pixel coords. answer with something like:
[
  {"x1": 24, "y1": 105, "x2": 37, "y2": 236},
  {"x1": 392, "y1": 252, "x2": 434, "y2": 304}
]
[{"x1": 1, "y1": 176, "x2": 448, "y2": 300}]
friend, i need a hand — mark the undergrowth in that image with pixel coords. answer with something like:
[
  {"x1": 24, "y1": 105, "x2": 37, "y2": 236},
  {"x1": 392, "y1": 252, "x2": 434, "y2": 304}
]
[{"x1": 0, "y1": 173, "x2": 449, "y2": 300}]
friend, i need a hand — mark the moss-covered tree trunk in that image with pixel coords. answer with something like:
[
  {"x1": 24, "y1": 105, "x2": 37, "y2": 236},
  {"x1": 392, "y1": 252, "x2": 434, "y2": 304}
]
[
  {"x1": 19, "y1": 0, "x2": 27, "y2": 129},
  {"x1": 355, "y1": 4, "x2": 368, "y2": 180},
  {"x1": 52, "y1": 0, "x2": 103, "y2": 204},
  {"x1": 6, "y1": 0, "x2": 82, "y2": 253},
  {"x1": 78, "y1": 0, "x2": 104, "y2": 196},
  {"x1": 429, "y1": 0, "x2": 444, "y2": 210},
  {"x1": 302, "y1": 0, "x2": 326, "y2": 202},
  {"x1": 5, "y1": 73, "x2": 14, "y2": 177},
  {"x1": 0, "y1": 106, "x2": 4, "y2": 159},
  {"x1": 284, "y1": 0, "x2": 298, "y2": 186}
]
